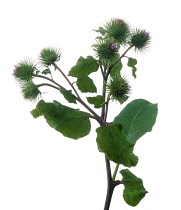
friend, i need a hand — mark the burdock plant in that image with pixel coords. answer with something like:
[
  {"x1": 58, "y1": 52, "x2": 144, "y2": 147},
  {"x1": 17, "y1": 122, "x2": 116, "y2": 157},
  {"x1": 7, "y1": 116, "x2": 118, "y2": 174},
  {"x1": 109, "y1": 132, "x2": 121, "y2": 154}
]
[{"x1": 13, "y1": 18, "x2": 158, "y2": 209}]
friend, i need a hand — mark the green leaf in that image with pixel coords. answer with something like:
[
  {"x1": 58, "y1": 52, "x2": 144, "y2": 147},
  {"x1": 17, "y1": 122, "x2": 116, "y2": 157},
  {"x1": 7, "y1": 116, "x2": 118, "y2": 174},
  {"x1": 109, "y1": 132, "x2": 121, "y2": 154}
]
[
  {"x1": 110, "y1": 54, "x2": 123, "y2": 77},
  {"x1": 113, "y1": 99, "x2": 158, "y2": 145},
  {"x1": 31, "y1": 100, "x2": 91, "y2": 139},
  {"x1": 127, "y1": 57, "x2": 137, "y2": 78},
  {"x1": 42, "y1": 68, "x2": 51, "y2": 75},
  {"x1": 68, "y1": 56, "x2": 99, "y2": 78},
  {"x1": 94, "y1": 27, "x2": 107, "y2": 35},
  {"x1": 59, "y1": 87, "x2": 77, "y2": 104},
  {"x1": 86, "y1": 95, "x2": 105, "y2": 108},
  {"x1": 77, "y1": 76, "x2": 97, "y2": 93},
  {"x1": 120, "y1": 169, "x2": 148, "y2": 206},
  {"x1": 96, "y1": 124, "x2": 138, "y2": 167}
]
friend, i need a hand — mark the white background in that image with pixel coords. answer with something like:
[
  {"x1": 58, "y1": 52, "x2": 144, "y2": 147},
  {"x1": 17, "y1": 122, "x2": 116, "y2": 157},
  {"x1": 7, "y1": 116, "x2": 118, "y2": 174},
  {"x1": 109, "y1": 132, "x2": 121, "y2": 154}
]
[{"x1": 1, "y1": 0, "x2": 181, "y2": 209}]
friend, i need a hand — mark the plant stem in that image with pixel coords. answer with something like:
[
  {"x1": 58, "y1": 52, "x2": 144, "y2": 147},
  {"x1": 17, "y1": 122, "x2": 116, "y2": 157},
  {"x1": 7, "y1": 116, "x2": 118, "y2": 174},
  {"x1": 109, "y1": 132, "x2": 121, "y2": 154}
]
[
  {"x1": 53, "y1": 62, "x2": 101, "y2": 123},
  {"x1": 104, "y1": 158, "x2": 122, "y2": 210},
  {"x1": 37, "y1": 83, "x2": 60, "y2": 90},
  {"x1": 106, "y1": 46, "x2": 132, "y2": 79},
  {"x1": 53, "y1": 63, "x2": 81, "y2": 99},
  {"x1": 112, "y1": 164, "x2": 120, "y2": 181},
  {"x1": 37, "y1": 75, "x2": 63, "y2": 88}
]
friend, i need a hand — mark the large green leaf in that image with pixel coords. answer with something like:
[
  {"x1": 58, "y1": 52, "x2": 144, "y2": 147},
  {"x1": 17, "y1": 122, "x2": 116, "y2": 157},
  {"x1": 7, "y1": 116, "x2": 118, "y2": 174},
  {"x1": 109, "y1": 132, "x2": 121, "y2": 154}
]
[
  {"x1": 86, "y1": 95, "x2": 105, "y2": 108},
  {"x1": 68, "y1": 56, "x2": 99, "y2": 78},
  {"x1": 120, "y1": 169, "x2": 148, "y2": 206},
  {"x1": 59, "y1": 87, "x2": 77, "y2": 104},
  {"x1": 31, "y1": 100, "x2": 91, "y2": 139},
  {"x1": 96, "y1": 124, "x2": 138, "y2": 167},
  {"x1": 113, "y1": 99, "x2": 158, "y2": 145},
  {"x1": 77, "y1": 76, "x2": 97, "y2": 93}
]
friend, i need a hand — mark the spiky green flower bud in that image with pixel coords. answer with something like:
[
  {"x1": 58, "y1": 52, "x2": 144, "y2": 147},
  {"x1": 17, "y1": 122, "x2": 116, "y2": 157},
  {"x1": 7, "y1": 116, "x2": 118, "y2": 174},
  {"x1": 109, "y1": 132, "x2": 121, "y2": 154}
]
[
  {"x1": 130, "y1": 29, "x2": 150, "y2": 51},
  {"x1": 13, "y1": 60, "x2": 36, "y2": 83},
  {"x1": 21, "y1": 81, "x2": 41, "y2": 101},
  {"x1": 39, "y1": 47, "x2": 61, "y2": 66},
  {"x1": 93, "y1": 39, "x2": 119, "y2": 65},
  {"x1": 105, "y1": 19, "x2": 130, "y2": 45},
  {"x1": 107, "y1": 74, "x2": 130, "y2": 104}
]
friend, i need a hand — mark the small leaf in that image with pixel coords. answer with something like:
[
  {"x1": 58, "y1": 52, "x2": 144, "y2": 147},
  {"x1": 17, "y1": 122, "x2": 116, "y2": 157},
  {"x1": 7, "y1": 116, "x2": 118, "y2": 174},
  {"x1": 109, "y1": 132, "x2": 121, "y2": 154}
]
[
  {"x1": 120, "y1": 169, "x2": 148, "y2": 206},
  {"x1": 68, "y1": 56, "x2": 99, "y2": 78},
  {"x1": 42, "y1": 68, "x2": 51, "y2": 75},
  {"x1": 31, "y1": 100, "x2": 91, "y2": 139},
  {"x1": 96, "y1": 124, "x2": 138, "y2": 167},
  {"x1": 59, "y1": 87, "x2": 77, "y2": 104},
  {"x1": 87, "y1": 95, "x2": 105, "y2": 108},
  {"x1": 94, "y1": 27, "x2": 107, "y2": 35},
  {"x1": 113, "y1": 99, "x2": 158, "y2": 144},
  {"x1": 77, "y1": 76, "x2": 97, "y2": 93},
  {"x1": 110, "y1": 54, "x2": 123, "y2": 77},
  {"x1": 127, "y1": 57, "x2": 137, "y2": 78}
]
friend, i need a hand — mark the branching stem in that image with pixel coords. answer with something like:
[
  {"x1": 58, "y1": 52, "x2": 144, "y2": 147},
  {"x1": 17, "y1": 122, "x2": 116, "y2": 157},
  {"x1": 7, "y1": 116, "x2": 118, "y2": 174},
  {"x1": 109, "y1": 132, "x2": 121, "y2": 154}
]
[
  {"x1": 37, "y1": 75, "x2": 63, "y2": 88},
  {"x1": 106, "y1": 46, "x2": 132, "y2": 79},
  {"x1": 53, "y1": 63, "x2": 81, "y2": 99},
  {"x1": 53, "y1": 63, "x2": 101, "y2": 123},
  {"x1": 38, "y1": 83, "x2": 60, "y2": 90}
]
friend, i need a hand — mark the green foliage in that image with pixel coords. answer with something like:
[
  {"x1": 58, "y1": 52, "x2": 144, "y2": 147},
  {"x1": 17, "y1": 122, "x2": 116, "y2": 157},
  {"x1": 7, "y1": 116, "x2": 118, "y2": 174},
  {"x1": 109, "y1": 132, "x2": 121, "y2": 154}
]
[
  {"x1": 21, "y1": 81, "x2": 41, "y2": 101},
  {"x1": 42, "y1": 68, "x2": 51, "y2": 75},
  {"x1": 77, "y1": 76, "x2": 97, "y2": 93},
  {"x1": 31, "y1": 100, "x2": 91, "y2": 139},
  {"x1": 68, "y1": 56, "x2": 99, "y2": 78},
  {"x1": 39, "y1": 47, "x2": 61, "y2": 66},
  {"x1": 120, "y1": 169, "x2": 148, "y2": 206},
  {"x1": 127, "y1": 57, "x2": 137, "y2": 78},
  {"x1": 130, "y1": 29, "x2": 150, "y2": 52},
  {"x1": 96, "y1": 124, "x2": 138, "y2": 167},
  {"x1": 113, "y1": 99, "x2": 158, "y2": 144},
  {"x1": 86, "y1": 95, "x2": 105, "y2": 108},
  {"x1": 109, "y1": 54, "x2": 123, "y2": 77},
  {"x1": 94, "y1": 26, "x2": 107, "y2": 35},
  {"x1": 59, "y1": 87, "x2": 77, "y2": 104},
  {"x1": 14, "y1": 18, "x2": 157, "y2": 208},
  {"x1": 107, "y1": 74, "x2": 130, "y2": 104},
  {"x1": 105, "y1": 19, "x2": 130, "y2": 45},
  {"x1": 14, "y1": 60, "x2": 36, "y2": 83}
]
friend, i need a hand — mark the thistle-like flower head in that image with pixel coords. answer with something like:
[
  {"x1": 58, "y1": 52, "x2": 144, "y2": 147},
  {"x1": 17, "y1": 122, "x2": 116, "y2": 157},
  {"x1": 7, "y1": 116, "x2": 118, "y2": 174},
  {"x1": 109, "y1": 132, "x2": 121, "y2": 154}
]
[
  {"x1": 105, "y1": 19, "x2": 130, "y2": 45},
  {"x1": 13, "y1": 60, "x2": 36, "y2": 83},
  {"x1": 107, "y1": 74, "x2": 131, "y2": 104},
  {"x1": 21, "y1": 81, "x2": 41, "y2": 101},
  {"x1": 130, "y1": 29, "x2": 151, "y2": 52},
  {"x1": 39, "y1": 47, "x2": 61, "y2": 66},
  {"x1": 93, "y1": 39, "x2": 119, "y2": 65}
]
